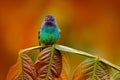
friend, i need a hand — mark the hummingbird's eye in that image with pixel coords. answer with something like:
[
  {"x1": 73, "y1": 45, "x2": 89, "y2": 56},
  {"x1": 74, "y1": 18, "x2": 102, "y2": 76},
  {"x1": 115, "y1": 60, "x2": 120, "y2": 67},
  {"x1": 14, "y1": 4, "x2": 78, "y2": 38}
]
[{"x1": 50, "y1": 18, "x2": 54, "y2": 21}]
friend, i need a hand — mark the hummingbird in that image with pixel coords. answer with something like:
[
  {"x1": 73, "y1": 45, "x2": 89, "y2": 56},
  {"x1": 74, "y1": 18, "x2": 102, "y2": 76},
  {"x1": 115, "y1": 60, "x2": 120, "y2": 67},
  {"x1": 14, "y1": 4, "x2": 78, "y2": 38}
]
[{"x1": 39, "y1": 15, "x2": 60, "y2": 45}]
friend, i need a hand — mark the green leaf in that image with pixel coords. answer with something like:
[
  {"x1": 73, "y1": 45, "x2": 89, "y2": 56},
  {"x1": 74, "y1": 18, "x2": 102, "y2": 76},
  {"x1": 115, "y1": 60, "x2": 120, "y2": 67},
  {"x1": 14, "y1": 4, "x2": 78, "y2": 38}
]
[
  {"x1": 72, "y1": 58, "x2": 111, "y2": 80},
  {"x1": 34, "y1": 46, "x2": 62, "y2": 80}
]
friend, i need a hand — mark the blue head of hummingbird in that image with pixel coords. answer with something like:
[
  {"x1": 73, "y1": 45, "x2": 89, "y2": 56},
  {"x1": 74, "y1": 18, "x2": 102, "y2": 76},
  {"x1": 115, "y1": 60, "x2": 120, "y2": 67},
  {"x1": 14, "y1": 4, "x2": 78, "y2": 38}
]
[{"x1": 39, "y1": 15, "x2": 60, "y2": 45}]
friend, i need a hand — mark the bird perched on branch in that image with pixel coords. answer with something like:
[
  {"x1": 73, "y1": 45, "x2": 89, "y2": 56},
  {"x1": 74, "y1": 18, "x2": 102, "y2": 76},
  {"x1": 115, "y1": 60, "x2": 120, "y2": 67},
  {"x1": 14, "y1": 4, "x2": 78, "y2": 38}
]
[{"x1": 39, "y1": 15, "x2": 60, "y2": 46}]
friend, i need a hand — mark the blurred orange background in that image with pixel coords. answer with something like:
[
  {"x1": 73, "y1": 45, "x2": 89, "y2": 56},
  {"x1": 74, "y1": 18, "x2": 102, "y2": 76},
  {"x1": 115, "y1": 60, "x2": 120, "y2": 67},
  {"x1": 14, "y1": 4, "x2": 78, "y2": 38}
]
[{"x1": 0, "y1": 0, "x2": 120, "y2": 79}]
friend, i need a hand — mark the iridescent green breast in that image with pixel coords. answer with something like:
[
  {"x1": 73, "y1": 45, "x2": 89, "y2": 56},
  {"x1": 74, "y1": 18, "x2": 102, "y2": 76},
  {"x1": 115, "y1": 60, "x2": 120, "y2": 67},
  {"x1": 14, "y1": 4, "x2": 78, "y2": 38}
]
[{"x1": 39, "y1": 26, "x2": 60, "y2": 45}]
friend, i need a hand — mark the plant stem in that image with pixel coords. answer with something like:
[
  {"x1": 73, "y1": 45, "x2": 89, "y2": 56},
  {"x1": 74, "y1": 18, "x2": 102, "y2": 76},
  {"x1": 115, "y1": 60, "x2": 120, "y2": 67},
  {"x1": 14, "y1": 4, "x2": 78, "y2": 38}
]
[
  {"x1": 55, "y1": 45, "x2": 96, "y2": 58},
  {"x1": 92, "y1": 56, "x2": 99, "y2": 80},
  {"x1": 19, "y1": 46, "x2": 43, "y2": 53},
  {"x1": 18, "y1": 45, "x2": 120, "y2": 72},
  {"x1": 99, "y1": 58, "x2": 120, "y2": 71},
  {"x1": 55, "y1": 45, "x2": 120, "y2": 72}
]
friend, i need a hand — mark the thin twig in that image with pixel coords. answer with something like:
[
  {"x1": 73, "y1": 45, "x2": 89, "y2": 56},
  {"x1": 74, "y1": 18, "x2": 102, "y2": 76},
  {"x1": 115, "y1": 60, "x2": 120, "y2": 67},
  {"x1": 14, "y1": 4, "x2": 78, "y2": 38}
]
[
  {"x1": 55, "y1": 45, "x2": 120, "y2": 72},
  {"x1": 99, "y1": 58, "x2": 120, "y2": 71},
  {"x1": 19, "y1": 46, "x2": 43, "y2": 53},
  {"x1": 55, "y1": 45, "x2": 96, "y2": 58}
]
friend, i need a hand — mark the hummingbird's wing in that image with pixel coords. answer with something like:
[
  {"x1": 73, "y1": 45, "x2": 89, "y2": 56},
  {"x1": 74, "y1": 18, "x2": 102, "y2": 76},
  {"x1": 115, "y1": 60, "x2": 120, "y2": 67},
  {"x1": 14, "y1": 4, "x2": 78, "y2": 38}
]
[
  {"x1": 38, "y1": 30, "x2": 41, "y2": 45},
  {"x1": 38, "y1": 30, "x2": 40, "y2": 39}
]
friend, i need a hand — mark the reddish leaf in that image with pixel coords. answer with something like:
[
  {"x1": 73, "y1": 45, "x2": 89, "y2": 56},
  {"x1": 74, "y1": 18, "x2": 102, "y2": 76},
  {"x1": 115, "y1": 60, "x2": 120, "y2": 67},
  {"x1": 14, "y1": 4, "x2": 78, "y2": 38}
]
[
  {"x1": 35, "y1": 47, "x2": 62, "y2": 80},
  {"x1": 54, "y1": 69, "x2": 69, "y2": 80},
  {"x1": 7, "y1": 53, "x2": 36, "y2": 80},
  {"x1": 54, "y1": 53, "x2": 70, "y2": 80},
  {"x1": 72, "y1": 59, "x2": 111, "y2": 80}
]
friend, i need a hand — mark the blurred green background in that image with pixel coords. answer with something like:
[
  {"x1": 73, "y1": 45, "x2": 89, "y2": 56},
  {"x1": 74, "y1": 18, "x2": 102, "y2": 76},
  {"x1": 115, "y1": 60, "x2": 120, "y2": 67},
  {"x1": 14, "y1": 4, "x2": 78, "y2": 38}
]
[{"x1": 0, "y1": 0, "x2": 120, "y2": 79}]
